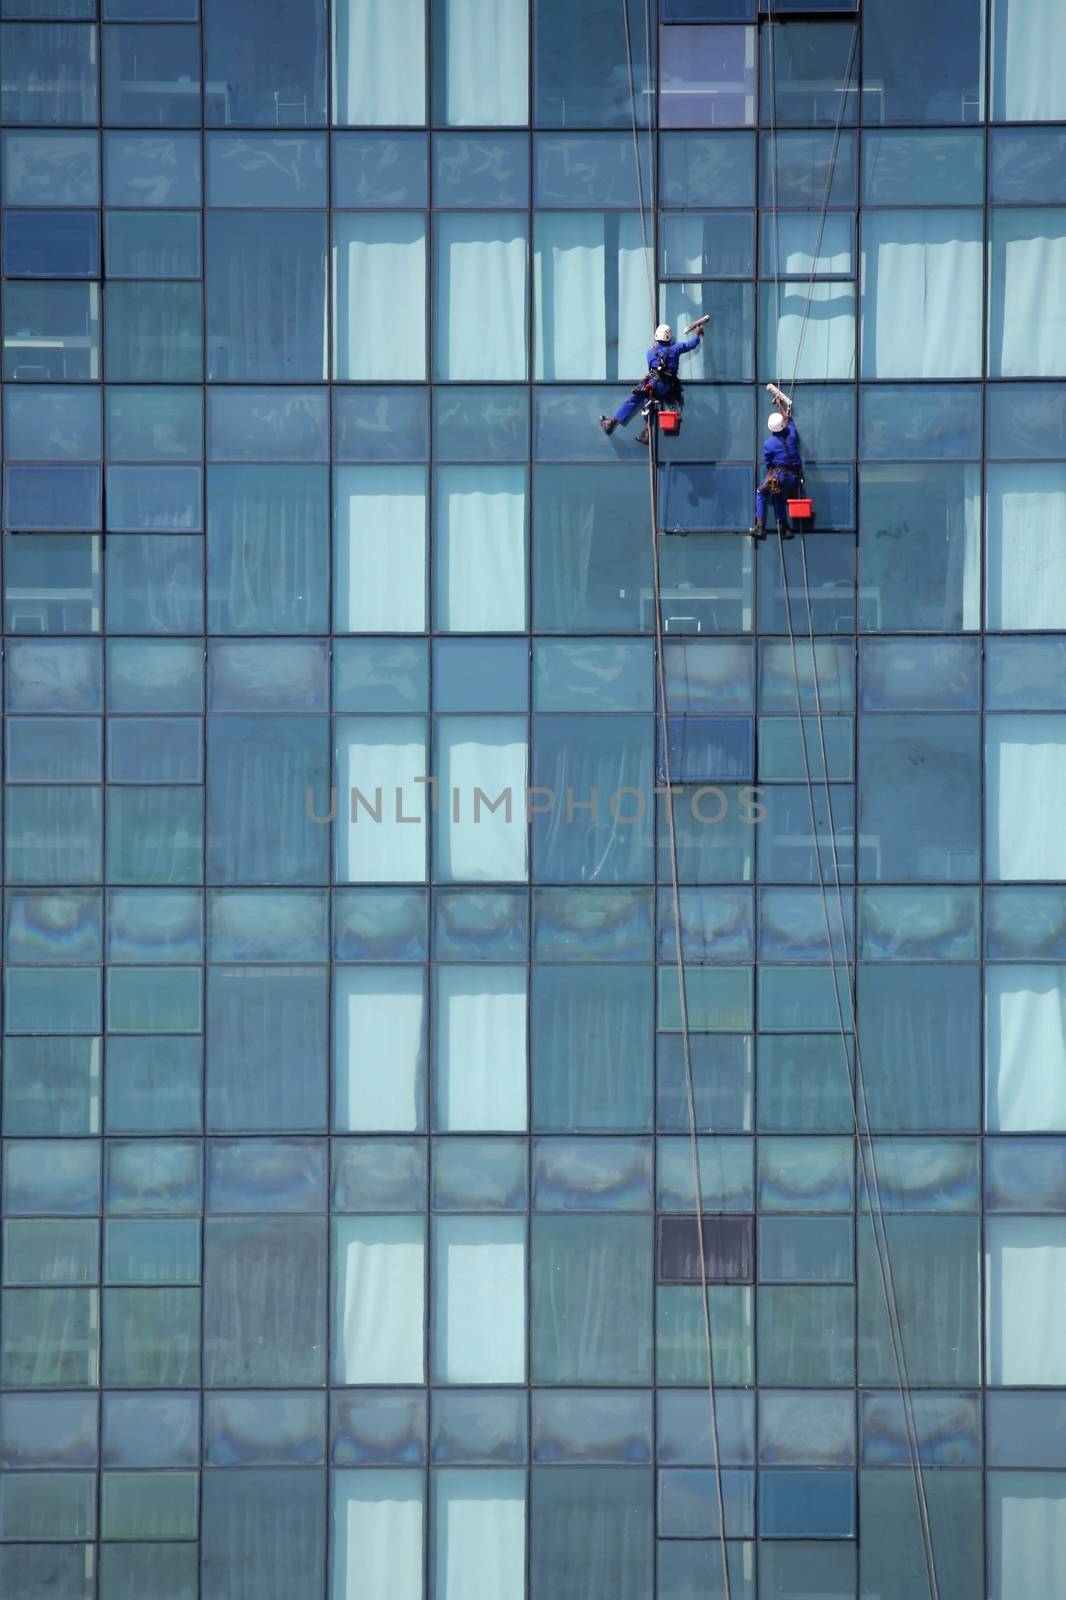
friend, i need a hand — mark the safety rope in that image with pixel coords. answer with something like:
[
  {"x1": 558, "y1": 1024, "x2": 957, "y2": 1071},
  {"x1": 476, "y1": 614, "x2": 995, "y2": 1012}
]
[
  {"x1": 793, "y1": 537, "x2": 943, "y2": 1600},
  {"x1": 646, "y1": 443, "x2": 734, "y2": 1600},
  {"x1": 762, "y1": 6, "x2": 941, "y2": 1589},
  {"x1": 622, "y1": 4, "x2": 734, "y2": 1595}
]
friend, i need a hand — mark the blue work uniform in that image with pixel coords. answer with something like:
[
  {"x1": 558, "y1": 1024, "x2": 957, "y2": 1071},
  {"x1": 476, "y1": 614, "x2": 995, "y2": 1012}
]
[
  {"x1": 613, "y1": 334, "x2": 701, "y2": 426},
  {"x1": 755, "y1": 418, "x2": 803, "y2": 524}
]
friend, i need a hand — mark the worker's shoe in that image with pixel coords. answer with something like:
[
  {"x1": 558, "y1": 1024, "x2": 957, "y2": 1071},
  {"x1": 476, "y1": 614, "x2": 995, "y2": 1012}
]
[
  {"x1": 599, "y1": 415, "x2": 617, "y2": 436},
  {"x1": 635, "y1": 426, "x2": 650, "y2": 445},
  {"x1": 780, "y1": 524, "x2": 794, "y2": 541},
  {"x1": 751, "y1": 520, "x2": 766, "y2": 541}
]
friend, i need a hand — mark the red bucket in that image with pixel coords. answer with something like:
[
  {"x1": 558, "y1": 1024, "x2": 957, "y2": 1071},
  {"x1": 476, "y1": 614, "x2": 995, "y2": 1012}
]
[
  {"x1": 787, "y1": 497, "x2": 814, "y2": 518},
  {"x1": 658, "y1": 410, "x2": 681, "y2": 435}
]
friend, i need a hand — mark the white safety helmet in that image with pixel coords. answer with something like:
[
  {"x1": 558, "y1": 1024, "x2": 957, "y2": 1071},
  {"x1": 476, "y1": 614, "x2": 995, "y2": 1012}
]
[
  {"x1": 767, "y1": 411, "x2": 787, "y2": 433},
  {"x1": 655, "y1": 323, "x2": 672, "y2": 342}
]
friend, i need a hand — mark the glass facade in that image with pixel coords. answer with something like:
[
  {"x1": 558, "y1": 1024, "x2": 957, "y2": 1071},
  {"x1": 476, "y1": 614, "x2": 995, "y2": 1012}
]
[{"x1": 0, "y1": 1, "x2": 1064, "y2": 1597}]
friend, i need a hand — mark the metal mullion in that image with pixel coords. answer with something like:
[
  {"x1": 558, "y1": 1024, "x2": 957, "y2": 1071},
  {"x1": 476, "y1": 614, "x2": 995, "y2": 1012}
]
[{"x1": 195, "y1": 12, "x2": 207, "y2": 1595}]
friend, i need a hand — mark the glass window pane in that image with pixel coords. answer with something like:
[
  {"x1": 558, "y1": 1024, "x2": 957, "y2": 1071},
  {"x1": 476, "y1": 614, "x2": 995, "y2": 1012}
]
[
  {"x1": 204, "y1": 0, "x2": 326, "y2": 126},
  {"x1": 434, "y1": 214, "x2": 529, "y2": 380},
  {"x1": 332, "y1": 0, "x2": 426, "y2": 125},
  {"x1": 990, "y1": 209, "x2": 1066, "y2": 379},
  {"x1": 206, "y1": 213, "x2": 326, "y2": 383},
  {"x1": 434, "y1": 0, "x2": 528, "y2": 126},
  {"x1": 333, "y1": 215, "x2": 426, "y2": 382},
  {"x1": 862, "y1": 128, "x2": 984, "y2": 203},
  {"x1": 861, "y1": 211, "x2": 982, "y2": 379},
  {"x1": 862, "y1": 0, "x2": 983, "y2": 123},
  {"x1": 661, "y1": 24, "x2": 756, "y2": 127}
]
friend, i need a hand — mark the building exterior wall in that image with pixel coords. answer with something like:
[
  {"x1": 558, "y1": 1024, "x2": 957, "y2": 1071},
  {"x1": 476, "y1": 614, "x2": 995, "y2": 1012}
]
[{"x1": 0, "y1": 1, "x2": 1064, "y2": 1595}]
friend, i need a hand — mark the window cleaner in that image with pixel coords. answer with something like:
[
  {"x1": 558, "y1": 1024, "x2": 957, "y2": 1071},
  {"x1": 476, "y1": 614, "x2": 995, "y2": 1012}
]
[
  {"x1": 752, "y1": 383, "x2": 805, "y2": 541},
  {"x1": 599, "y1": 317, "x2": 708, "y2": 444}
]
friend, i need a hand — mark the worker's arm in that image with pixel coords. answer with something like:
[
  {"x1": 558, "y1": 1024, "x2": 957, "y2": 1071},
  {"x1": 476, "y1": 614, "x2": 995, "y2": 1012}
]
[{"x1": 673, "y1": 333, "x2": 702, "y2": 356}]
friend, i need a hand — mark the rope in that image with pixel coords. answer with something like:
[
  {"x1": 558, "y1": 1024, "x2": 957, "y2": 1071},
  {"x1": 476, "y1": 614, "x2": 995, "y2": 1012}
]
[
  {"x1": 621, "y1": 0, "x2": 656, "y2": 323},
  {"x1": 763, "y1": 9, "x2": 940, "y2": 1595},
  {"x1": 622, "y1": 5, "x2": 733, "y2": 1594},
  {"x1": 646, "y1": 442, "x2": 734, "y2": 1600},
  {"x1": 793, "y1": 538, "x2": 942, "y2": 1599}
]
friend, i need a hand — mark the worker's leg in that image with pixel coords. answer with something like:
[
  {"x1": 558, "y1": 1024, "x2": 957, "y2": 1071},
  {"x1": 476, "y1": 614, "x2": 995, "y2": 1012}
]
[
  {"x1": 613, "y1": 389, "x2": 645, "y2": 426},
  {"x1": 751, "y1": 487, "x2": 769, "y2": 538},
  {"x1": 773, "y1": 492, "x2": 793, "y2": 538}
]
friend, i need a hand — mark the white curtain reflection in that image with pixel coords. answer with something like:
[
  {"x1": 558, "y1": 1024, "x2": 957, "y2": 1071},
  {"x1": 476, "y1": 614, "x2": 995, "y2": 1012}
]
[
  {"x1": 861, "y1": 210, "x2": 983, "y2": 377},
  {"x1": 986, "y1": 463, "x2": 1066, "y2": 630},
  {"x1": 332, "y1": 1218, "x2": 425, "y2": 1384},
  {"x1": 331, "y1": 0, "x2": 426, "y2": 125},
  {"x1": 985, "y1": 964, "x2": 1066, "y2": 1130},
  {"x1": 434, "y1": 1471, "x2": 526, "y2": 1600},
  {"x1": 434, "y1": 215, "x2": 528, "y2": 379},
  {"x1": 332, "y1": 215, "x2": 426, "y2": 380},
  {"x1": 533, "y1": 213, "x2": 650, "y2": 381},
  {"x1": 986, "y1": 715, "x2": 1066, "y2": 881},
  {"x1": 435, "y1": 465, "x2": 526, "y2": 632},
  {"x1": 986, "y1": 1217, "x2": 1066, "y2": 1384},
  {"x1": 334, "y1": 465, "x2": 427, "y2": 633},
  {"x1": 332, "y1": 1470, "x2": 424, "y2": 1600},
  {"x1": 444, "y1": 0, "x2": 528, "y2": 125}
]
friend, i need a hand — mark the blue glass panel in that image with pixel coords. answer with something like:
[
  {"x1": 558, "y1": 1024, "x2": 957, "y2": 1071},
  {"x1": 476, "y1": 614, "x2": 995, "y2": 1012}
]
[
  {"x1": 532, "y1": 965, "x2": 653, "y2": 1131},
  {"x1": 531, "y1": 715, "x2": 654, "y2": 885},
  {"x1": 657, "y1": 1390, "x2": 754, "y2": 1465},
  {"x1": 103, "y1": 130, "x2": 200, "y2": 206},
  {"x1": 986, "y1": 887, "x2": 1066, "y2": 959},
  {"x1": 6, "y1": 966, "x2": 100, "y2": 1033},
  {"x1": 332, "y1": 389, "x2": 429, "y2": 463},
  {"x1": 759, "y1": 1470, "x2": 855, "y2": 1537},
  {"x1": 660, "y1": 465, "x2": 752, "y2": 534},
  {"x1": 206, "y1": 966, "x2": 328, "y2": 1132},
  {"x1": 758, "y1": 1216, "x2": 854, "y2": 1282},
  {"x1": 987, "y1": 382, "x2": 1066, "y2": 464},
  {"x1": 535, "y1": 133, "x2": 653, "y2": 206},
  {"x1": 756, "y1": 1035, "x2": 854, "y2": 1134},
  {"x1": 206, "y1": 134, "x2": 327, "y2": 206},
  {"x1": 331, "y1": 1391, "x2": 427, "y2": 1466},
  {"x1": 5, "y1": 785, "x2": 102, "y2": 884},
  {"x1": 859, "y1": 638, "x2": 980, "y2": 710},
  {"x1": 657, "y1": 1135, "x2": 754, "y2": 1211},
  {"x1": 760, "y1": 130, "x2": 857, "y2": 206},
  {"x1": 205, "y1": 213, "x2": 326, "y2": 383},
  {"x1": 533, "y1": 1391, "x2": 652, "y2": 1463},
  {"x1": 0, "y1": 1392, "x2": 97, "y2": 1469},
  {"x1": 659, "y1": 716, "x2": 753, "y2": 783},
  {"x1": 5, "y1": 716, "x2": 101, "y2": 781},
  {"x1": 432, "y1": 888, "x2": 527, "y2": 961},
  {"x1": 107, "y1": 717, "x2": 201, "y2": 785},
  {"x1": 103, "y1": 22, "x2": 200, "y2": 124},
  {"x1": 105, "y1": 1037, "x2": 202, "y2": 1135},
  {"x1": 534, "y1": 888, "x2": 652, "y2": 961},
  {"x1": 3, "y1": 1038, "x2": 100, "y2": 1136},
  {"x1": 2, "y1": 129, "x2": 98, "y2": 204},
  {"x1": 200, "y1": 1469, "x2": 325, "y2": 1600},
  {"x1": 3, "y1": 387, "x2": 99, "y2": 464},
  {"x1": 3, "y1": 1140, "x2": 100, "y2": 1215},
  {"x1": 859, "y1": 886, "x2": 980, "y2": 960},
  {"x1": 533, "y1": 641, "x2": 651, "y2": 713},
  {"x1": 207, "y1": 1139, "x2": 327, "y2": 1213},
  {"x1": 986, "y1": 1138, "x2": 1066, "y2": 1212},
  {"x1": 208, "y1": 641, "x2": 327, "y2": 714},
  {"x1": 991, "y1": 129, "x2": 1066, "y2": 203},
  {"x1": 202, "y1": 1219, "x2": 326, "y2": 1387},
  {"x1": 208, "y1": 388, "x2": 328, "y2": 463},
  {"x1": 105, "y1": 466, "x2": 202, "y2": 532},
  {"x1": 433, "y1": 639, "x2": 529, "y2": 712},
  {"x1": 533, "y1": 1138, "x2": 653, "y2": 1211},
  {"x1": 107, "y1": 208, "x2": 201, "y2": 276},
  {"x1": 657, "y1": 1035, "x2": 753, "y2": 1132},
  {"x1": 0, "y1": 20, "x2": 98, "y2": 123},
  {"x1": 661, "y1": 131, "x2": 755, "y2": 206},
  {"x1": 333, "y1": 641, "x2": 428, "y2": 715},
  {"x1": 5, "y1": 889, "x2": 101, "y2": 964},
  {"x1": 857, "y1": 129, "x2": 979, "y2": 201},
  {"x1": 106, "y1": 640, "x2": 201, "y2": 713},
  {"x1": 105, "y1": 535, "x2": 203, "y2": 635},
  {"x1": 2, "y1": 210, "x2": 98, "y2": 277},
  {"x1": 331, "y1": 133, "x2": 428, "y2": 207},
  {"x1": 205, "y1": 1393, "x2": 326, "y2": 1466},
  {"x1": 860, "y1": 384, "x2": 982, "y2": 459},
  {"x1": 105, "y1": 1140, "x2": 201, "y2": 1215},
  {"x1": 431, "y1": 1390, "x2": 527, "y2": 1464},
  {"x1": 434, "y1": 133, "x2": 529, "y2": 206},
  {"x1": 104, "y1": 1217, "x2": 199, "y2": 1284},
  {"x1": 203, "y1": 0, "x2": 327, "y2": 126},
  {"x1": 333, "y1": 888, "x2": 428, "y2": 961},
  {"x1": 106, "y1": 953, "x2": 196, "y2": 1030},
  {"x1": 206, "y1": 888, "x2": 326, "y2": 962},
  {"x1": 987, "y1": 1393, "x2": 1066, "y2": 1468},
  {"x1": 106, "y1": 387, "x2": 202, "y2": 461},
  {"x1": 530, "y1": 1466, "x2": 652, "y2": 1600},
  {"x1": 331, "y1": 1139, "x2": 427, "y2": 1212},
  {"x1": 860, "y1": 1391, "x2": 980, "y2": 1467},
  {"x1": 107, "y1": 890, "x2": 202, "y2": 965},
  {"x1": 868, "y1": 1138, "x2": 979, "y2": 1213},
  {"x1": 435, "y1": 387, "x2": 529, "y2": 462},
  {"x1": 432, "y1": 1137, "x2": 527, "y2": 1210}
]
